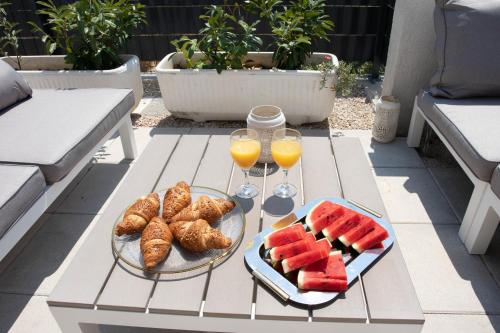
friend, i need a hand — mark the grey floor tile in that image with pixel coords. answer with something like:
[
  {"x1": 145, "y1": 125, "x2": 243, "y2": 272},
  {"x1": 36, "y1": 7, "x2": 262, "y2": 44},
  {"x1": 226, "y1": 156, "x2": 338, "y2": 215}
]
[
  {"x1": 373, "y1": 168, "x2": 458, "y2": 224},
  {"x1": 394, "y1": 224, "x2": 500, "y2": 314},
  {"x1": 0, "y1": 294, "x2": 61, "y2": 333},
  {"x1": 422, "y1": 314, "x2": 500, "y2": 333},
  {"x1": 94, "y1": 127, "x2": 153, "y2": 164},
  {"x1": 0, "y1": 214, "x2": 100, "y2": 296},
  {"x1": 428, "y1": 167, "x2": 474, "y2": 220},
  {"x1": 55, "y1": 163, "x2": 130, "y2": 214},
  {"x1": 331, "y1": 130, "x2": 424, "y2": 168},
  {"x1": 483, "y1": 225, "x2": 500, "y2": 287}
]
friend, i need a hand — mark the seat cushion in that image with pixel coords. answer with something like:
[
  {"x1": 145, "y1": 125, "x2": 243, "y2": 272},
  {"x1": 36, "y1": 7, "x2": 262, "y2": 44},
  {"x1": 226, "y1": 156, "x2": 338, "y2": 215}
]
[
  {"x1": 0, "y1": 164, "x2": 46, "y2": 238},
  {"x1": 0, "y1": 60, "x2": 32, "y2": 111},
  {"x1": 417, "y1": 90, "x2": 500, "y2": 181},
  {"x1": 0, "y1": 88, "x2": 133, "y2": 183},
  {"x1": 430, "y1": 0, "x2": 500, "y2": 98},
  {"x1": 492, "y1": 166, "x2": 500, "y2": 199}
]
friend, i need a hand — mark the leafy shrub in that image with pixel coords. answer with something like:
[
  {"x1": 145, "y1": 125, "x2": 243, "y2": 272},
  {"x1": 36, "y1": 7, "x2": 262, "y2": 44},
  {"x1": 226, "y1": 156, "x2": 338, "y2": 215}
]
[
  {"x1": 0, "y1": 2, "x2": 22, "y2": 69},
  {"x1": 30, "y1": 0, "x2": 146, "y2": 70},
  {"x1": 171, "y1": 5, "x2": 262, "y2": 73}
]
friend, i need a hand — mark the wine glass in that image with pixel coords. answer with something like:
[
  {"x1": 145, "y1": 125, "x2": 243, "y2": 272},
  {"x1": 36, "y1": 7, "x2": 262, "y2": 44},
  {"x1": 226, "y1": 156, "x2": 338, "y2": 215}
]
[
  {"x1": 229, "y1": 129, "x2": 261, "y2": 199},
  {"x1": 271, "y1": 128, "x2": 302, "y2": 198}
]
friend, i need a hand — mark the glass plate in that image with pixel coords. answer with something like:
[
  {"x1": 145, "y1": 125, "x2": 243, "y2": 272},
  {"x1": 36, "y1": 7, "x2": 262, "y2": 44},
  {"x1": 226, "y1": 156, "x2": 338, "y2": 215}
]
[{"x1": 112, "y1": 186, "x2": 245, "y2": 274}]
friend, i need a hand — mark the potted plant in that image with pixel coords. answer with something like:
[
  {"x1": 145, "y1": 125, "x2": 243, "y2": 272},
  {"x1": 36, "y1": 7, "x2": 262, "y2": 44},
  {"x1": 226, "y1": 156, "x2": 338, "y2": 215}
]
[
  {"x1": 156, "y1": 0, "x2": 338, "y2": 125},
  {"x1": 0, "y1": 0, "x2": 147, "y2": 109}
]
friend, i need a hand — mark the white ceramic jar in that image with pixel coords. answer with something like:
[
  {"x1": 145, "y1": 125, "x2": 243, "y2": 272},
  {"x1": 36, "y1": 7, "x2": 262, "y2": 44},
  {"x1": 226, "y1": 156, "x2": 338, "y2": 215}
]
[
  {"x1": 247, "y1": 105, "x2": 286, "y2": 163},
  {"x1": 372, "y1": 96, "x2": 401, "y2": 143}
]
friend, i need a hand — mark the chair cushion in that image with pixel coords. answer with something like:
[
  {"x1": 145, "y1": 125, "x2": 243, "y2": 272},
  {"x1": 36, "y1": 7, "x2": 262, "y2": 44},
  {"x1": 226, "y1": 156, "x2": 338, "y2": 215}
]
[
  {"x1": 0, "y1": 60, "x2": 32, "y2": 111},
  {"x1": 0, "y1": 164, "x2": 46, "y2": 238},
  {"x1": 492, "y1": 166, "x2": 500, "y2": 200},
  {"x1": 430, "y1": 0, "x2": 500, "y2": 98},
  {"x1": 0, "y1": 88, "x2": 133, "y2": 183},
  {"x1": 417, "y1": 90, "x2": 500, "y2": 181}
]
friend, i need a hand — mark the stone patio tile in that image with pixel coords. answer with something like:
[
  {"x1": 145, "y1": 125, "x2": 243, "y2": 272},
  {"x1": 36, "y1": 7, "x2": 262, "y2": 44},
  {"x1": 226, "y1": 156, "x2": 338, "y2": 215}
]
[
  {"x1": 428, "y1": 167, "x2": 474, "y2": 220},
  {"x1": 483, "y1": 226, "x2": 500, "y2": 286},
  {"x1": 0, "y1": 294, "x2": 60, "y2": 333},
  {"x1": 94, "y1": 127, "x2": 153, "y2": 164},
  {"x1": 394, "y1": 224, "x2": 500, "y2": 314},
  {"x1": 331, "y1": 130, "x2": 424, "y2": 168},
  {"x1": 55, "y1": 163, "x2": 130, "y2": 214},
  {"x1": 0, "y1": 214, "x2": 100, "y2": 296},
  {"x1": 422, "y1": 314, "x2": 500, "y2": 333},
  {"x1": 374, "y1": 168, "x2": 458, "y2": 224}
]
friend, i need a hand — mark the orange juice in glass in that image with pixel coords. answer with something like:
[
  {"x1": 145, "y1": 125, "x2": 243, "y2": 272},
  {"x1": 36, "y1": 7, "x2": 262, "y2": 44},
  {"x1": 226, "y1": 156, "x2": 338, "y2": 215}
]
[
  {"x1": 271, "y1": 128, "x2": 302, "y2": 198},
  {"x1": 230, "y1": 129, "x2": 261, "y2": 198}
]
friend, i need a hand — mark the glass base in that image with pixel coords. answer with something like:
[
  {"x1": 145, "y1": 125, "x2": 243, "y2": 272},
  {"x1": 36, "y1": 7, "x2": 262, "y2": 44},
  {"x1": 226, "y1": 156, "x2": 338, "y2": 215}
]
[
  {"x1": 273, "y1": 183, "x2": 297, "y2": 198},
  {"x1": 235, "y1": 183, "x2": 259, "y2": 199}
]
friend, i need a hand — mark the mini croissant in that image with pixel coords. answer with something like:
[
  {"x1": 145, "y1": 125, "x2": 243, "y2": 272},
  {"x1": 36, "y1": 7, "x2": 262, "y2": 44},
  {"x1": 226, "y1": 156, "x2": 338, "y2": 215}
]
[
  {"x1": 115, "y1": 193, "x2": 160, "y2": 236},
  {"x1": 169, "y1": 219, "x2": 232, "y2": 252},
  {"x1": 141, "y1": 217, "x2": 173, "y2": 270},
  {"x1": 162, "y1": 181, "x2": 191, "y2": 223},
  {"x1": 171, "y1": 195, "x2": 235, "y2": 224}
]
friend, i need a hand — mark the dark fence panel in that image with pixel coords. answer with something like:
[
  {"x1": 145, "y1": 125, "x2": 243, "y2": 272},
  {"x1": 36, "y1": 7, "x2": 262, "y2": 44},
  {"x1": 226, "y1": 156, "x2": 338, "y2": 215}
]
[{"x1": 3, "y1": 0, "x2": 395, "y2": 73}]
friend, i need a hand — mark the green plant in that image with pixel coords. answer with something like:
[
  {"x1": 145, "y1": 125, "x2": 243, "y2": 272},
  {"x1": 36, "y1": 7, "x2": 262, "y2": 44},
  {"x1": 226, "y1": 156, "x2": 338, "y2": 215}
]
[
  {"x1": 300, "y1": 54, "x2": 336, "y2": 90},
  {"x1": 247, "y1": 0, "x2": 334, "y2": 70},
  {"x1": 30, "y1": 0, "x2": 146, "y2": 70},
  {"x1": 171, "y1": 5, "x2": 262, "y2": 73},
  {"x1": 0, "y1": 2, "x2": 22, "y2": 69},
  {"x1": 335, "y1": 61, "x2": 358, "y2": 97}
]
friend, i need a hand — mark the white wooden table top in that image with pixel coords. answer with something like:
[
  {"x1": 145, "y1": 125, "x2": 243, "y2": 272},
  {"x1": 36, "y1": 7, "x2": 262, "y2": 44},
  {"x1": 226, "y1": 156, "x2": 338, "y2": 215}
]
[{"x1": 48, "y1": 128, "x2": 424, "y2": 328}]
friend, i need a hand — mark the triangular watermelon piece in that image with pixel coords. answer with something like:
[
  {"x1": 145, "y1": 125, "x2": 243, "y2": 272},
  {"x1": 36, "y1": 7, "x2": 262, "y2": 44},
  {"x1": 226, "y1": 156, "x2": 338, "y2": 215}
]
[
  {"x1": 305, "y1": 201, "x2": 345, "y2": 234},
  {"x1": 298, "y1": 250, "x2": 347, "y2": 281},
  {"x1": 352, "y1": 225, "x2": 389, "y2": 253},
  {"x1": 282, "y1": 239, "x2": 332, "y2": 273},
  {"x1": 322, "y1": 211, "x2": 361, "y2": 241},
  {"x1": 298, "y1": 276, "x2": 348, "y2": 292},
  {"x1": 264, "y1": 223, "x2": 306, "y2": 249},
  {"x1": 269, "y1": 232, "x2": 316, "y2": 261},
  {"x1": 338, "y1": 216, "x2": 376, "y2": 247}
]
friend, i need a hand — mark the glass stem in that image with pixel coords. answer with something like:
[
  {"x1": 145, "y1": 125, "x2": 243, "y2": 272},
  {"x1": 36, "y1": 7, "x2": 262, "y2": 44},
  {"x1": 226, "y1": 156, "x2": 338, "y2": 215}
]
[
  {"x1": 283, "y1": 169, "x2": 289, "y2": 187},
  {"x1": 243, "y1": 169, "x2": 250, "y2": 187}
]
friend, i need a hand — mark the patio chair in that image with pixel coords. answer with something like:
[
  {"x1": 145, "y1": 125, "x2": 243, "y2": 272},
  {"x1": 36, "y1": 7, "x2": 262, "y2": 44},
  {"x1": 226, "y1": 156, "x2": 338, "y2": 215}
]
[
  {"x1": 406, "y1": 0, "x2": 500, "y2": 254},
  {"x1": 0, "y1": 60, "x2": 137, "y2": 262}
]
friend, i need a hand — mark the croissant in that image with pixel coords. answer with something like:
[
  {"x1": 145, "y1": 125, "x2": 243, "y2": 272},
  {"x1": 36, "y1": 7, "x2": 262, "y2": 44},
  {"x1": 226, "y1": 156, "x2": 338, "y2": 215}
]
[
  {"x1": 162, "y1": 181, "x2": 191, "y2": 223},
  {"x1": 140, "y1": 217, "x2": 173, "y2": 270},
  {"x1": 171, "y1": 195, "x2": 235, "y2": 224},
  {"x1": 115, "y1": 193, "x2": 160, "y2": 236},
  {"x1": 169, "y1": 219, "x2": 232, "y2": 252}
]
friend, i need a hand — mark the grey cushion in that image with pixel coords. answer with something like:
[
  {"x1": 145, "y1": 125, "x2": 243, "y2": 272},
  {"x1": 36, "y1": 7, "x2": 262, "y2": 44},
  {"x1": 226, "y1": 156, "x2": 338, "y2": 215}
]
[
  {"x1": 0, "y1": 164, "x2": 45, "y2": 238},
  {"x1": 418, "y1": 90, "x2": 500, "y2": 181},
  {"x1": 0, "y1": 60, "x2": 32, "y2": 111},
  {"x1": 0, "y1": 88, "x2": 133, "y2": 183},
  {"x1": 492, "y1": 166, "x2": 500, "y2": 199},
  {"x1": 430, "y1": 0, "x2": 500, "y2": 98}
]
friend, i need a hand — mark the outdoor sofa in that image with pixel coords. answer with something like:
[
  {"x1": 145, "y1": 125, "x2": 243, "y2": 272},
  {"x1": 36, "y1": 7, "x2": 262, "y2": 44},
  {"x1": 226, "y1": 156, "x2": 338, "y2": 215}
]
[
  {"x1": 0, "y1": 60, "x2": 137, "y2": 262},
  {"x1": 407, "y1": 0, "x2": 500, "y2": 254}
]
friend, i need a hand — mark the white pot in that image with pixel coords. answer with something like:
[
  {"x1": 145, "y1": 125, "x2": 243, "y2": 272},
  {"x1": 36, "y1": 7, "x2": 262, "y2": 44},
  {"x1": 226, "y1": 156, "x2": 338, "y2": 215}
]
[
  {"x1": 1, "y1": 54, "x2": 143, "y2": 109},
  {"x1": 247, "y1": 105, "x2": 286, "y2": 163},
  {"x1": 372, "y1": 96, "x2": 401, "y2": 143},
  {"x1": 156, "y1": 52, "x2": 338, "y2": 125}
]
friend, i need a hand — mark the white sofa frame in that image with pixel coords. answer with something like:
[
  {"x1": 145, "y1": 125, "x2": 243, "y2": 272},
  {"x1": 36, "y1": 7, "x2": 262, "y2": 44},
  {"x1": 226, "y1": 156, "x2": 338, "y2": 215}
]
[
  {"x1": 0, "y1": 115, "x2": 137, "y2": 262},
  {"x1": 407, "y1": 99, "x2": 500, "y2": 254}
]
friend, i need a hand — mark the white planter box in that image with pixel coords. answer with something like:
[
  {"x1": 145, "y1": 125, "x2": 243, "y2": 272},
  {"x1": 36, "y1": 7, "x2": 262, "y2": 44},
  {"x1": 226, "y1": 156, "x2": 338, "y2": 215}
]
[
  {"x1": 156, "y1": 52, "x2": 338, "y2": 125},
  {"x1": 1, "y1": 54, "x2": 143, "y2": 109}
]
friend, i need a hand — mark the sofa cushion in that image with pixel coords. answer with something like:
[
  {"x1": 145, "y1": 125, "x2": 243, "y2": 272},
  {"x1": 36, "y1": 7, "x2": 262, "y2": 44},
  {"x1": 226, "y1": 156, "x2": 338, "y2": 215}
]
[
  {"x1": 417, "y1": 90, "x2": 500, "y2": 181},
  {"x1": 0, "y1": 60, "x2": 32, "y2": 111},
  {"x1": 430, "y1": 0, "x2": 500, "y2": 98},
  {"x1": 492, "y1": 166, "x2": 500, "y2": 200},
  {"x1": 0, "y1": 88, "x2": 133, "y2": 183},
  {"x1": 0, "y1": 164, "x2": 46, "y2": 238}
]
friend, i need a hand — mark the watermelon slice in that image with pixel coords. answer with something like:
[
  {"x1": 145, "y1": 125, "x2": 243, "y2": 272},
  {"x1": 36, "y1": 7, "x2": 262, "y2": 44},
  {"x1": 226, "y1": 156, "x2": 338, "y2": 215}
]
[
  {"x1": 352, "y1": 225, "x2": 389, "y2": 253},
  {"x1": 264, "y1": 223, "x2": 306, "y2": 249},
  {"x1": 298, "y1": 276, "x2": 348, "y2": 292},
  {"x1": 282, "y1": 239, "x2": 331, "y2": 274},
  {"x1": 338, "y1": 216, "x2": 376, "y2": 247},
  {"x1": 298, "y1": 250, "x2": 347, "y2": 281},
  {"x1": 305, "y1": 201, "x2": 345, "y2": 234},
  {"x1": 269, "y1": 232, "x2": 316, "y2": 261},
  {"x1": 322, "y1": 212, "x2": 361, "y2": 241}
]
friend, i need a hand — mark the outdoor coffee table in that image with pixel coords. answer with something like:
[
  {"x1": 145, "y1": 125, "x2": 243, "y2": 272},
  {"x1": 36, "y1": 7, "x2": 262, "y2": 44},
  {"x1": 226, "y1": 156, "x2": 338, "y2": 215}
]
[{"x1": 48, "y1": 128, "x2": 424, "y2": 332}]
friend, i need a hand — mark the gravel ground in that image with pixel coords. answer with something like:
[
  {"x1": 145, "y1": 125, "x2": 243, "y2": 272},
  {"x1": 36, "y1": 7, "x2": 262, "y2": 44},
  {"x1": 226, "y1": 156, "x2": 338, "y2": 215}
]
[{"x1": 133, "y1": 78, "x2": 375, "y2": 130}]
